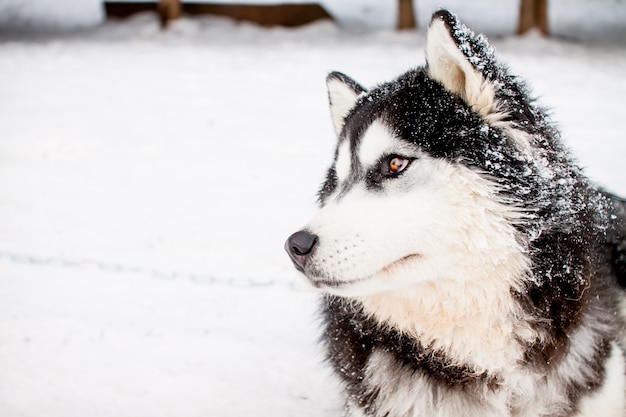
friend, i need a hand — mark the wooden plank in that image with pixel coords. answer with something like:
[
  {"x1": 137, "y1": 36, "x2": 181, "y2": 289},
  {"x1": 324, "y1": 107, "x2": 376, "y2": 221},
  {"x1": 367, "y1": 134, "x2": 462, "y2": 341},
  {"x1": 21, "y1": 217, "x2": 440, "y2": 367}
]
[{"x1": 105, "y1": 2, "x2": 333, "y2": 28}]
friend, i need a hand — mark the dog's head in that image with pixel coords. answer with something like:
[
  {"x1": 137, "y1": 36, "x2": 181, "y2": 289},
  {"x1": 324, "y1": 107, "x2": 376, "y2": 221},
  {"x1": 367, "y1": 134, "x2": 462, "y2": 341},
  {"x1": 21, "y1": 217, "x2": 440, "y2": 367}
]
[{"x1": 286, "y1": 11, "x2": 564, "y2": 297}]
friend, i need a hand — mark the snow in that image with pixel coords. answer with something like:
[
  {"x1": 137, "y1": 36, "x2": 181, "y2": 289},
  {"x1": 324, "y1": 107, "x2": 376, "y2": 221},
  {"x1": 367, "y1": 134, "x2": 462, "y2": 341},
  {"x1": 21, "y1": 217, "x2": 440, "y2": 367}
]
[
  {"x1": 0, "y1": 262, "x2": 341, "y2": 416},
  {"x1": 1, "y1": 6, "x2": 625, "y2": 417}
]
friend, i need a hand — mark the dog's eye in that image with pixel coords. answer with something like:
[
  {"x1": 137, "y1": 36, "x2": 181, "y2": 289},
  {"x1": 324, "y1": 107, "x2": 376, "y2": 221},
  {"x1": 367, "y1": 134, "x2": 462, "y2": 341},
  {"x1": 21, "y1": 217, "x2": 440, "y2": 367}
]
[
  {"x1": 389, "y1": 157, "x2": 408, "y2": 173},
  {"x1": 382, "y1": 155, "x2": 410, "y2": 177}
]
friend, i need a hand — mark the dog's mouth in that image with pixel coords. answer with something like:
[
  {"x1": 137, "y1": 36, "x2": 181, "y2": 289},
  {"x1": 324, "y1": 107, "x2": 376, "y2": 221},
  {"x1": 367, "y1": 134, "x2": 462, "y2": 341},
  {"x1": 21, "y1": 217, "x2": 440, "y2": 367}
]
[
  {"x1": 309, "y1": 276, "x2": 362, "y2": 289},
  {"x1": 307, "y1": 254, "x2": 421, "y2": 290},
  {"x1": 380, "y1": 253, "x2": 421, "y2": 273}
]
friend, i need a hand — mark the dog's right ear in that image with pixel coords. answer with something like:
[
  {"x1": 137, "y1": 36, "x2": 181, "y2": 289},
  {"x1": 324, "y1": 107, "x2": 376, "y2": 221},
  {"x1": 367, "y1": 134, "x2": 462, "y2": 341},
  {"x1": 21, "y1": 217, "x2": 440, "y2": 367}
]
[
  {"x1": 326, "y1": 71, "x2": 366, "y2": 137},
  {"x1": 425, "y1": 10, "x2": 498, "y2": 118}
]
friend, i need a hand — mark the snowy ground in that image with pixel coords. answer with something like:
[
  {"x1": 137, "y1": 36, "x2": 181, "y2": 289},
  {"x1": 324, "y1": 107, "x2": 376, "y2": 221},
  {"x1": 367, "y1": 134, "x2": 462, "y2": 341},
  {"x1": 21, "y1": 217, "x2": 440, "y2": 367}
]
[{"x1": 1, "y1": 8, "x2": 626, "y2": 417}]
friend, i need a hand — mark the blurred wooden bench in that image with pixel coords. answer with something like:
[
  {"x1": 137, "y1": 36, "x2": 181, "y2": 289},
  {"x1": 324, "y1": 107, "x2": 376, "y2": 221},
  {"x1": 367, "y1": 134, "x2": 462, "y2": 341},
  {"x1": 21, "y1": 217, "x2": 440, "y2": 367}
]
[
  {"x1": 106, "y1": 0, "x2": 414, "y2": 30},
  {"x1": 106, "y1": 0, "x2": 550, "y2": 35},
  {"x1": 157, "y1": 0, "x2": 332, "y2": 27}
]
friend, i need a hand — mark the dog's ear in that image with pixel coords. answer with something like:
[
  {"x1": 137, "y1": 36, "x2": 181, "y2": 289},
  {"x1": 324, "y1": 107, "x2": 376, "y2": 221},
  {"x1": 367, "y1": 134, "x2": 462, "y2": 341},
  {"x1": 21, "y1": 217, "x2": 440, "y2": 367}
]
[
  {"x1": 326, "y1": 71, "x2": 366, "y2": 137},
  {"x1": 426, "y1": 10, "x2": 498, "y2": 117}
]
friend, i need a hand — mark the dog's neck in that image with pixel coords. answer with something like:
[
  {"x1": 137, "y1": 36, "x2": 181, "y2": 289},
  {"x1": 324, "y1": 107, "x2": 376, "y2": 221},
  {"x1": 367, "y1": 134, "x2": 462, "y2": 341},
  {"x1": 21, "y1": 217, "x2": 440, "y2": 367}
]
[{"x1": 357, "y1": 277, "x2": 538, "y2": 374}]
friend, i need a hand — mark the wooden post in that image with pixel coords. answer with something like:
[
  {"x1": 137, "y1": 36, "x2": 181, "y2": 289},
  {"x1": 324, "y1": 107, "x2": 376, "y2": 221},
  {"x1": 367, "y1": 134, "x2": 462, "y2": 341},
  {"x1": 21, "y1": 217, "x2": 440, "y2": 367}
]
[
  {"x1": 397, "y1": 0, "x2": 417, "y2": 30},
  {"x1": 517, "y1": 0, "x2": 549, "y2": 36},
  {"x1": 158, "y1": 0, "x2": 182, "y2": 28}
]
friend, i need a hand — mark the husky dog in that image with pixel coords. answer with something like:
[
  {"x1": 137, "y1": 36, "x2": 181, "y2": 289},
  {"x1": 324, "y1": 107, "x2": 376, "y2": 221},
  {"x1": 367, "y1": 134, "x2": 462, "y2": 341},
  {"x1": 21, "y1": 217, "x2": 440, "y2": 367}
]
[{"x1": 285, "y1": 10, "x2": 626, "y2": 417}]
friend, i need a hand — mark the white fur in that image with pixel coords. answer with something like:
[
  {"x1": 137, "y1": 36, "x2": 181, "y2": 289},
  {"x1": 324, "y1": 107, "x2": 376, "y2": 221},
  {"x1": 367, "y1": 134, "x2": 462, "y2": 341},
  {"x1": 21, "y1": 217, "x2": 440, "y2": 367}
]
[
  {"x1": 574, "y1": 342, "x2": 626, "y2": 417},
  {"x1": 345, "y1": 401, "x2": 368, "y2": 417},
  {"x1": 357, "y1": 121, "x2": 403, "y2": 167},
  {"x1": 327, "y1": 77, "x2": 361, "y2": 137},
  {"x1": 353, "y1": 156, "x2": 534, "y2": 372},
  {"x1": 335, "y1": 140, "x2": 352, "y2": 183}
]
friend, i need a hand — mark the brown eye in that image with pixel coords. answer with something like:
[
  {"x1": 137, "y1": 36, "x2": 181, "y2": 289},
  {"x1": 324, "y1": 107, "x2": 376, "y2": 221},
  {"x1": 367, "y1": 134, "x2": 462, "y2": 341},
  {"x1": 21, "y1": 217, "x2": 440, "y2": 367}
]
[
  {"x1": 378, "y1": 155, "x2": 413, "y2": 179},
  {"x1": 388, "y1": 156, "x2": 409, "y2": 175}
]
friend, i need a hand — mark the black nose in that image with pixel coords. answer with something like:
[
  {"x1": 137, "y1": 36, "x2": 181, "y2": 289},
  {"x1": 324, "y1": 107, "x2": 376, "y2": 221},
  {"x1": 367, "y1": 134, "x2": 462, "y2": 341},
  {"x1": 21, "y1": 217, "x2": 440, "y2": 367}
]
[{"x1": 285, "y1": 230, "x2": 318, "y2": 272}]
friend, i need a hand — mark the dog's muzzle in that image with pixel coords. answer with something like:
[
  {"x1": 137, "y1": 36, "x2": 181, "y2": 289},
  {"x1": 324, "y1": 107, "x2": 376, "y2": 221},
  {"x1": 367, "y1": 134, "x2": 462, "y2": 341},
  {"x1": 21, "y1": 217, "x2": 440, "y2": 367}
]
[{"x1": 285, "y1": 230, "x2": 318, "y2": 272}]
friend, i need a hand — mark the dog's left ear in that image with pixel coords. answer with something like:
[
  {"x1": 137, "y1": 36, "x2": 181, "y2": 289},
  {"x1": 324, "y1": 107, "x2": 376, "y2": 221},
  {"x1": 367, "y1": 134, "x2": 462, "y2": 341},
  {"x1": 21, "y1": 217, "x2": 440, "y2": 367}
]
[
  {"x1": 426, "y1": 10, "x2": 498, "y2": 117},
  {"x1": 326, "y1": 71, "x2": 367, "y2": 137}
]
